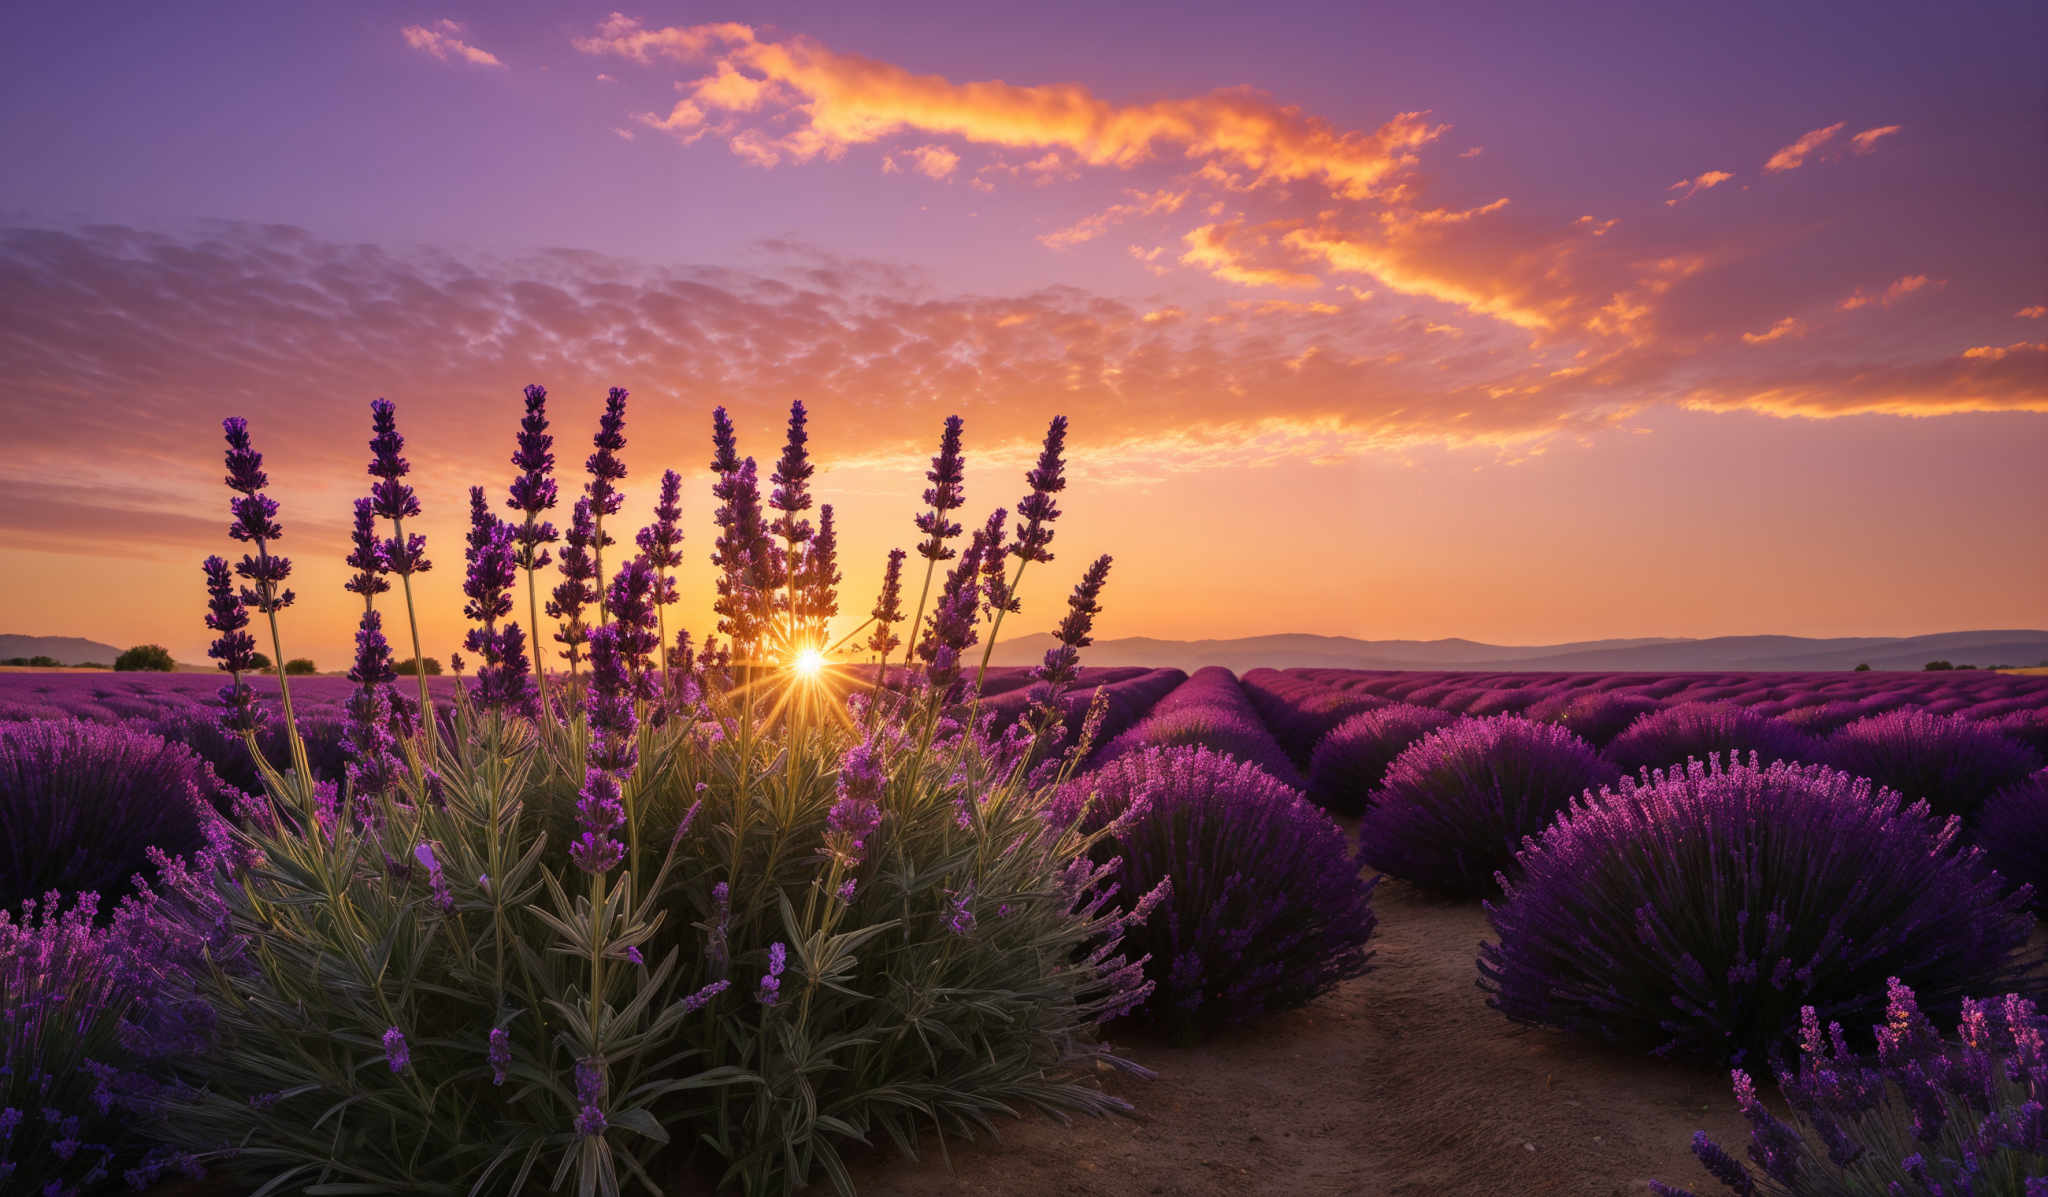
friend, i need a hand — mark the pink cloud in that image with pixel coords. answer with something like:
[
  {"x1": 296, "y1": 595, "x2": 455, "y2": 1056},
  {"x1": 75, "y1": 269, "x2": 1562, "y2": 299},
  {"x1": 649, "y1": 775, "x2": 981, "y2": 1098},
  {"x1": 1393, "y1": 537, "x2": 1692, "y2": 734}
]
[
  {"x1": 1665, "y1": 169, "x2": 1733, "y2": 205},
  {"x1": 1763, "y1": 122, "x2": 1845, "y2": 173},
  {"x1": 1851, "y1": 124, "x2": 1901, "y2": 153},
  {"x1": 400, "y1": 19, "x2": 505, "y2": 68}
]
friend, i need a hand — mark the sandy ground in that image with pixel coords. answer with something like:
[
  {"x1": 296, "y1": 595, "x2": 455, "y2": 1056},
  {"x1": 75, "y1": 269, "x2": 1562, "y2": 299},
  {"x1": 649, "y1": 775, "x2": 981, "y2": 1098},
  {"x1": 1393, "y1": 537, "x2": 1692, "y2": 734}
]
[{"x1": 843, "y1": 879, "x2": 1754, "y2": 1197}]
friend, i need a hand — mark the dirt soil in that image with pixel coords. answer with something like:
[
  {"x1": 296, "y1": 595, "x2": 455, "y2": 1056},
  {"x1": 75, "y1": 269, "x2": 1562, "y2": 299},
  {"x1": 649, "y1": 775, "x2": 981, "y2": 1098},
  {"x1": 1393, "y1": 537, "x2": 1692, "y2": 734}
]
[{"x1": 846, "y1": 879, "x2": 1753, "y2": 1197}]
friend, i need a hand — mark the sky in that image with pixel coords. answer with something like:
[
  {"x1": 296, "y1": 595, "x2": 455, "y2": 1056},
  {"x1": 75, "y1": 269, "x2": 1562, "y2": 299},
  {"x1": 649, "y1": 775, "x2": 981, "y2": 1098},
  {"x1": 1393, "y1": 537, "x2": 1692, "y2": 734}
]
[{"x1": 1, "y1": 0, "x2": 2044, "y2": 668}]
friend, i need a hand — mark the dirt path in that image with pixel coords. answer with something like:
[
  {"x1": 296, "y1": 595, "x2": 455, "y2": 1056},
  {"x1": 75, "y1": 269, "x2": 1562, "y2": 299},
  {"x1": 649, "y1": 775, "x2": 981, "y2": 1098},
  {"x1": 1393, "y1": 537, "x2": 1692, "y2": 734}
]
[{"x1": 848, "y1": 879, "x2": 1752, "y2": 1197}]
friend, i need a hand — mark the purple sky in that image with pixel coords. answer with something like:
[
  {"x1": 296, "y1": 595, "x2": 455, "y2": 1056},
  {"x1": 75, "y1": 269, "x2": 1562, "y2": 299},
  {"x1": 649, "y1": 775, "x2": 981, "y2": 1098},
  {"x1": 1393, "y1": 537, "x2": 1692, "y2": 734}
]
[{"x1": 2, "y1": 1, "x2": 2043, "y2": 666}]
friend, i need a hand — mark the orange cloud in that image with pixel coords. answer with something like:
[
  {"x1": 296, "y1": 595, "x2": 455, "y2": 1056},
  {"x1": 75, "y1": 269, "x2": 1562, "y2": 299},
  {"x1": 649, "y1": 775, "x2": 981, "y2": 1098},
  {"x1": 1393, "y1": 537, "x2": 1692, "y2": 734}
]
[
  {"x1": 1181, "y1": 223, "x2": 1322, "y2": 289},
  {"x1": 883, "y1": 143, "x2": 960, "y2": 179},
  {"x1": 400, "y1": 19, "x2": 505, "y2": 68},
  {"x1": 2016, "y1": 305, "x2": 2046, "y2": 319},
  {"x1": 1681, "y1": 342, "x2": 2048, "y2": 418},
  {"x1": 1839, "y1": 274, "x2": 1944, "y2": 310},
  {"x1": 1763, "y1": 122, "x2": 1845, "y2": 172},
  {"x1": 1741, "y1": 316, "x2": 1804, "y2": 344},
  {"x1": 1041, "y1": 187, "x2": 1189, "y2": 248},
  {"x1": 575, "y1": 17, "x2": 1447, "y2": 198},
  {"x1": 1851, "y1": 124, "x2": 1901, "y2": 153},
  {"x1": 1665, "y1": 169, "x2": 1733, "y2": 205}
]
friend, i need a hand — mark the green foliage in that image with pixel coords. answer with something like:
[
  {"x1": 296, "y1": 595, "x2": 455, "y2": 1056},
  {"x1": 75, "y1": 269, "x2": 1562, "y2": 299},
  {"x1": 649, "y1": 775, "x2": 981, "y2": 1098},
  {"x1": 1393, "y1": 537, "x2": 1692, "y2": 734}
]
[
  {"x1": 114, "y1": 643, "x2": 177, "y2": 671},
  {"x1": 394, "y1": 655, "x2": 443, "y2": 676},
  {"x1": 1853, "y1": 662, "x2": 1872, "y2": 671},
  {"x1": 1924, "y1": 659, "x2": 1954, "y2": 671},
  {"x1": 159, "y1": 678, "x2": 1149, "y2": 1196},
  {"x1": 249, "y1": 650, "x2": 273, "y2": 671},
  {"x1": 282, "y1": 656, "x2": 318, "y2": 675}
]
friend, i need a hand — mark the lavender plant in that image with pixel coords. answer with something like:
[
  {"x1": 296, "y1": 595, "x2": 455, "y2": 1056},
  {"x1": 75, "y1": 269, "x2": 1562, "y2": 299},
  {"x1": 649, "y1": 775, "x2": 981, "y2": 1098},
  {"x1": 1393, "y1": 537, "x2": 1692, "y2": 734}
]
[
  {"x1": 151, "y1": 400, "x2": 1153, "y2": 1197},
  {"x1": 1479, "y1": 756, "x2": 2041, "y2": 1069},
  {"x1": 1822, "y1": 708, "x2": 2044, "y2": 821},
  {"x1": 1977, "y1": 772, "x2": 2047, "y2": 912},
  {"x1": 1605, "y1": 701, "x2": 1818, "y2": 776},
  {"x1": 0, "y1": 719, "x2": 223, "y2": 912},
  {"x1": 1304, "y1": 702, "x2": 1456, "y2": 815},
  {"x1": 1062, "y1": 744, "x2": 1377, "y2": 1041},
  {"x1": 1650, "y1": 980, "x2": 2048, "y2": 1196},
  {"x1": 1358, "y1": 716, "x2": 1619, "y2": 898}
]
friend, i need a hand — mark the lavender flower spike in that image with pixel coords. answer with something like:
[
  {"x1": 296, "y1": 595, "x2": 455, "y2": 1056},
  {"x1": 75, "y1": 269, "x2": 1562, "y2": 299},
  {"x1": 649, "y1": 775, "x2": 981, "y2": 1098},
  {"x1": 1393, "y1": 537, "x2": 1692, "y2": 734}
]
[
  {"x1": 344, "y1": 497, "x2": 389, "y2": 599},
  {"x1": 222, "y1": 418, "x2": 294, "y2": 614},
  {"x1": 382, "y1": 1027, "x2": 411, "y2": 1074},
  {"x1": 584, "y1": 386, "x2": 628, "y2": 618},
  {"x1": 202, "y1": 555, "x2": 263, "y2": 734},
  {"x1": 758, "y1": 942, "x2": 788, "y2": 1007},
  {"x1": 366, "y1": 398, "x2": 419, "y2": 520},
  {"x1": 866, "y1": 548, "x2": 907, "y2": 666},
  {"x1": 769, "y1": 399, "x2": 815, "y2": 545},
  {"x1": 570, "y1": 625, "x2": 638, "y2": 874},
  {"x1": 1010, "y1": 414, "x2": 1067, "y2": 564},
  {"x1": 463, "y1": 488, "x2": 536, "y2": 718},
  {"x1": 506, "y1": 384, "x2": 560, "y2": 569},
  {"x1": 1028, "y1": 554, "x2": 1112, "y2": 729},
  {"x1": 548, "y1": 496, "x2": 600, "y2": 674},
  {"x1": 635, "y1": 468, "x2": 685, "y2": 672},
  {"x1": 917, "y1": 526, "x2": 987, "y2": 699},
  {"x1": 914, "y1": 414, "x2": 966, "y2": 562}
]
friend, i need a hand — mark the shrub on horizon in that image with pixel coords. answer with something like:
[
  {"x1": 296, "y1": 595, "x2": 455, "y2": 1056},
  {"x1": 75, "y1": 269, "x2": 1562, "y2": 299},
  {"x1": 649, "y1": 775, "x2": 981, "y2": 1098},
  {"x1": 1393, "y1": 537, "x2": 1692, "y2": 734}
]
[
  {"x1": 1358, "y1": 716, "x2": 1619, "y2": 898},
  {"x1": 0, "y1": 719, "x2": 222, "y2": 913},
  {"x1": 1479, "y1": 756, "x2": 2041, "y2": 1069},
  {"x1": 392, "y1": 655, "x2": 441, "y2": 676},
  {"x1": 1304, "y1": 703, "x2": 1456, "y2": 814},
  {"x1": 1821, "y1": 707, "x2": 2044, "y2": 821},
  {"x1": 1065, "y1": 744, "x2": 1377, "y2": 1041},
  {"x1": 1650, "y1": 980, "x2": 2048, "y2": 1197},
  {"x1": 1604, "y1": 701, "x2": 1817, "y2": 776},
  {"x1": 282, "y1": 656, "x2": 317, "y2": 675},
  {"x1": 113, "y1": 643, "x2": 176, "y2": 672}
]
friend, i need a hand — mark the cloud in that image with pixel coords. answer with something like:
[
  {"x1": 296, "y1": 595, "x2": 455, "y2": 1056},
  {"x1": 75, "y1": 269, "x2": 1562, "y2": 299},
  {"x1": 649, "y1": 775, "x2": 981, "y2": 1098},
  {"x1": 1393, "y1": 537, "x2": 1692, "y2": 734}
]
[
  {"x1": 883, "y1": 144, "x2": 960, "y2": 179},
  {"x1": 1850, "y1": 124, "x2": 1901, "y2": 153},
  {"x1": 1665, "y1": 169, "x2": 1733, "y2": 205},
  {"x1": 575, "y1": 17, "x2": 1447, "y2": 198},
  {"x1": 2016, "y1": 305, "x2": 2046, "y2": 319},
  {"x1": 1180, "y1": 223, "x2": 1322, "y2": 289},
  {"x1": 1741, "y1": 316, "x2": 1804, "y2": 344},
  {"x1": 1763, "y1": 122, "x2": 1845, "y2": 173},
  {"x1": 400, "y1": 19, "x2": 505, "y2": 68},
  {"x1": 1041, "y1": 187, "x2": 1189, "y2": 248},
  {"x1": 1681, "y1": 342, "x2": 2048, "y2": 418},
  {"x1": 1839, "y1": 274, "x2": 1944, "y2": 310}
]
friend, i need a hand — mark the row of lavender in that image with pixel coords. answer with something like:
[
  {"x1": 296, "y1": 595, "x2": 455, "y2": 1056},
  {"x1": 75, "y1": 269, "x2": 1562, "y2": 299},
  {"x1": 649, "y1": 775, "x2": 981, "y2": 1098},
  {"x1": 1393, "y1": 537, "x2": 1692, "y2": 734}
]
[{"x1": 1210, "y1": 666, "x2": 2048, "y2": 1194}]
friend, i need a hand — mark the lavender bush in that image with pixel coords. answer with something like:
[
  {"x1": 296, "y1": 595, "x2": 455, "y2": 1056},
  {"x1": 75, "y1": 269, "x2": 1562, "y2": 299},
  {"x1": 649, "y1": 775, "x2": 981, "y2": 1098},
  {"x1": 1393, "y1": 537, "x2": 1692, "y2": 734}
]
[
  {"x1": 1605, "y1": 701, "x2": 1818, "y2": 776},
  {"x1": 1063, "y1": 744, "x2": 1377, "y2": 1041},
  {"x1": 1304, "y1": 703, "x2": 1456, "y2": 814},
  {"x1": 1525, "y1": 690, "x2": 1662, "y2": 749},
  {"x1": 1480, "y1": 756, "x2": 2041, "y2": 1069},
  {"x1": 1650, "y1": 980, "x2": 2048, "y2": 1196},
  {"x1": 1098, "y1": 667, "x2": 1302, "y2": 787},
  {"x1": 1358, "y1": 716, "x2": 1619, "y2": 898},
  {"x1": 1977, "y1": 773, "x2": 2047, "y2": 912},
  {"x1": 144, "y1": 399, "x2": 1156, "y2": 1197},
  {"x1": 0, "y1": 720, "x2": 223, "y2": 913},
  {"x1": 1823, "y1": 708, "x2": 2045, "y2": 821}
]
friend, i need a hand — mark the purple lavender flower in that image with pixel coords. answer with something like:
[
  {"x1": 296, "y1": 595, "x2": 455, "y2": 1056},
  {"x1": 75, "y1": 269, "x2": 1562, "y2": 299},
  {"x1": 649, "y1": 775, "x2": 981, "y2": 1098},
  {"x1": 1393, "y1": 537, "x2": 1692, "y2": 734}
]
[
  {"x1": 768, "y1": 399, "x2": 815, "y2": 548},
  {"x1": 707, "y1": 880, "x2": 731, "y2": 977},
  {"x1": 381, "y1": 1027, "x2": 410, "y2": 1074},
  {"x1": 572, "y1": 1059, "x2": 606, "y2": 1137},
  {"x1": 1009, "y1": 414, "x2": 1066, "y2": 565},
  {"x1": 547, "y1": 497, "x2": 600, "y2": 673},
  {"x1": 344, "y1": 497, "x2": 390, "y2": 599},
  {"x1": 867, "y1": 548, "x2": 907, "y2": 666},
  {"x1": 795, "y1": 503, "x2": 841, "y2": 646},
  {"x1": 202, "y1": 556, "x2": 263, "y2": 734},
  {"x1": 584, "y1": 387, "x2": 629, "y2": 518},
  {"x1": 827, "y1": 735, "x2": 887, "y2": 867},
  {"x1": 916, "y1": 526, "x2": 987, "y2": 698},
  {"x1": 914, "y1": 415, "x2": 966, "y2": 561},
  {"x1": 505, "y1": 384, "x2": 559, "y2": 571},
  {"x1": 570, "y1": 625, "x2": 637, "y2": 874},
  {"x1": 366, "y1": 399, "x2": 418, "y2": 519},
  {"x1": 413, "y1": 841, "x2": 453, "y2": 913},
  {"x1": 605, "y1": 556, "x2": 663, "y2": 697},
  {"x1": 222, "y1": 418, "x2": 294, "y2": 614},
  {"x1": 342, "y1": 609, "x2": 403, "y2": 804},
  {"x1": 711, "y1": 454, "x2": 777, "y2": 653},
  {"x1": 462, "y1": 488, "x2": 536, "y2": 717},
  {"x1": 681, "y1": 979, "x2": 729, "y2": 1014},
  {"x1": 1026, "y1": 554, "x2": 1111, "y2": 728},
  {"x1": 486, "y1": 1027, "x2": 510, "y2": 1086},
  {"x1": 977, "y1": 508, "x2": 1016, "y2": 617},
  {"x1": 946, "y1": 883, "x2": 976, "y2": 935},
  {"x1": 635, "y1": 468, "x2": 686, "y2": 581},
  {"x1": 758, "y1": 941, "x2": 787, "y2": 1007}
]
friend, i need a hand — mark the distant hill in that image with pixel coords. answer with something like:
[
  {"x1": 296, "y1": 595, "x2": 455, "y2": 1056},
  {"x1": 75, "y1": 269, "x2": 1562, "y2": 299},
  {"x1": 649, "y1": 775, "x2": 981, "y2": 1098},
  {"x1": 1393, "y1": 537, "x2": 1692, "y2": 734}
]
[
  {"x1": 0, "y1": 634, "x2": 124, "y2": 665},
  {"x1": 984, "y1": 630, "x2": 2048, "y2": 673}
]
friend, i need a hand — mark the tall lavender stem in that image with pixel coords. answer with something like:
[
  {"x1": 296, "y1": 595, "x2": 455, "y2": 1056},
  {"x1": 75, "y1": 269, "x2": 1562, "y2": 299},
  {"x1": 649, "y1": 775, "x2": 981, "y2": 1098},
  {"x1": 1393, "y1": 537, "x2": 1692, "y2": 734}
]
[
  {"x1": 584, "y1": 387, "x2": 628, "y2": 625},
  {"x1": 506, "y1": 384, "x2": 560, "y2": 710},
  {"x1": 366, "y1": 398, "x2": 434, "y2": 730}
]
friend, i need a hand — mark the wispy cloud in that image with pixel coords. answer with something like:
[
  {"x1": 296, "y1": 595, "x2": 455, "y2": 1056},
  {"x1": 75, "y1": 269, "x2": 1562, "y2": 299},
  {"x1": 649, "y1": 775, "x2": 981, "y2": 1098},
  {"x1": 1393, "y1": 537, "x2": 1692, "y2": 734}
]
[
  {"x1": 1851, "y1": 124, "x2": 1901, "y2": 153},
  {"x1": 1741, "y1": 316, "x2": 1804, "y2": 344},
  {"x1": 400, "y1": 19, "x2": 505, "y2": 68},
  {"x1": 1665, "y1": 169, "x2": 1733, "y2": 205},
  {"x1": 1839, "y1": 274, "x2": 1943, "y2": 310},
  {"x1": 1763, "y1": 121, "x2": 1845, "y2": 173},
  {"x1": 573, "y1": 17, "x2": 1446, "y2": 199}
]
